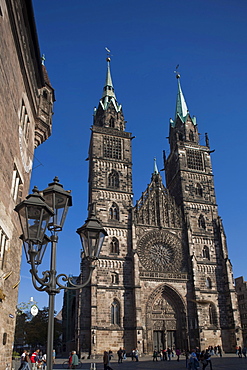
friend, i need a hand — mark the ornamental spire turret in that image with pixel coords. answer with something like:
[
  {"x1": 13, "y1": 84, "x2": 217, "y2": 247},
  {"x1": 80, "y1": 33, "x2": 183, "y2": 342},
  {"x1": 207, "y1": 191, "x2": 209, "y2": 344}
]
[
  {"x1": 102, "y1": 58, "x2": 116, "y2": 100},
  {"x1": 98, "y1": 57, "x2": 122, "y2": 112},
  {"x1": 93, "y1": 55, "x2": 125, "y2": 131},
  {"x1": 168, "y1": 72, "x2": 199, "y2": 150}
]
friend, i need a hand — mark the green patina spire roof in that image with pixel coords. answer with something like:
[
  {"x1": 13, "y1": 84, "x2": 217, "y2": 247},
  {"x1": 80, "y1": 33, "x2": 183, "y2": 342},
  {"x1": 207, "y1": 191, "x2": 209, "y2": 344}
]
[
  {"x1": 102, "y1": 57, "x2": 116, "y2": 99},
  {"x1": 175, "y1": 73, "x2": 188, "y2": 122},
  {"x1": 99, "y1": 57, "x2": 122, "y2": 112}
]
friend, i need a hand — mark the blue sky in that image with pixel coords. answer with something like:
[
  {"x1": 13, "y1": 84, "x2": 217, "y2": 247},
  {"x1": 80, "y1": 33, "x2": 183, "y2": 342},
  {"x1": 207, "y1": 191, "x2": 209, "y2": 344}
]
[{"x1": 18, "y1": 0, "x2": 247, "y2": 313}]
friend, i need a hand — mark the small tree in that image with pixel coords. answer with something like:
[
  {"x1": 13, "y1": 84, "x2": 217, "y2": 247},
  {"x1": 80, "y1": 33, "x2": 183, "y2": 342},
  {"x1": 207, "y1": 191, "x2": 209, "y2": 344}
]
[{"x1": 14, "y1": 306, "x2": 62, "y2": 350}]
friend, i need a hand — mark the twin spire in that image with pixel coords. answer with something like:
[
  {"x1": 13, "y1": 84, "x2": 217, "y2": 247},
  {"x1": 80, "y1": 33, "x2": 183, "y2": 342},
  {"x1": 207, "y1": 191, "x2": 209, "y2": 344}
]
[{"x1": 96, "y1": 57, "x2": 198, "y2": 173}]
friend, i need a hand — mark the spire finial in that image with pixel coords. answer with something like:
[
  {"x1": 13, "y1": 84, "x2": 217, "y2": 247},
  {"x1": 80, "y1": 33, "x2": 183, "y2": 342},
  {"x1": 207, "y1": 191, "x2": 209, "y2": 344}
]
[
  {"x1": 174, "y1": 64, "x2": 180, "y2": 79},
  {"x1": 105, "y1": 47, "x2": 111, "y2": 62},
  {"x1": 41, "y1": 54, "x2": 45, "y2": 65},
  {"x1": 153, "y1": 157, "x2": 159, "y2": 175}
]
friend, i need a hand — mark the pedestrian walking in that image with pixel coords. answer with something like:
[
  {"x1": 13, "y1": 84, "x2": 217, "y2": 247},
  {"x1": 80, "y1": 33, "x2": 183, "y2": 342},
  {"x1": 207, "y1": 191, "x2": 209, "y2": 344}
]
[
  {"x1": 71, "y1": 351, "x2": 78, "y2": 369},
  {"x1": 117, "y1": 348, "x2": 123, "y2": 363},
  {"x1": 103, "y1": 351, "x2": 113, "y2": 370},
  {"x1": 134, "y1": 349, "x2": 139, "y2": 362},
  {"x1": 167, "y1": 347, "x2": 171, "y2": 361},
  {"x1": 152, "y1": 349, "x2": 158, "y2": 361},
  {"x1": 176, "y1": 348, "x2": 181, "y2": 361},
  {"x1": 30, "y1": 350, "x2": 40, "y2": 370}
]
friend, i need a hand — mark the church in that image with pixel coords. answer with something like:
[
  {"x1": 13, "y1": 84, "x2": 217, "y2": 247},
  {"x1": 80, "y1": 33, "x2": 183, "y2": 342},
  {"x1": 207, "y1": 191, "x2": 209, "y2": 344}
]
[{"x1": 65, "y1": 57, "x2": 242, "y2": 356}]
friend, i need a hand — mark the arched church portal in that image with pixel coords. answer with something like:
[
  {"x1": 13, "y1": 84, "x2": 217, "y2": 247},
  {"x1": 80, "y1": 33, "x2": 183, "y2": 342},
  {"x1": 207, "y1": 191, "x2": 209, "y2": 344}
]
[{"x1": 145, "y1": 284, "x2": 187, "y2": 353}]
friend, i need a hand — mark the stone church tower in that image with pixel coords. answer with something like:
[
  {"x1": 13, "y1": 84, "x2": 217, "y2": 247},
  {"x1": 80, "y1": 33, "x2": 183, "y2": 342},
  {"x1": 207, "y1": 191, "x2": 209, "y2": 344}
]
[{"x1": 76, "y1": 61, "x2": 241, "y2": 356}]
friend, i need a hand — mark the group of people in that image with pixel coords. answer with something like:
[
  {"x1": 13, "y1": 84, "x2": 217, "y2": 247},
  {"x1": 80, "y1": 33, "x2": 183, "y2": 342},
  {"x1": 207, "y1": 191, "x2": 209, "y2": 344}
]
[
  {"x1": 187, "y1": 347, "x2": 214, "y2": 370},
  {"x1": 236, "y1": 346, "x2": 247, "y2": 358},
  {"x1": 116, "y1": 348, "x2": 127, "y2": 363},
  {"x1": 152, "y1": 347, "x2": 181, "y2": 361},
  {"x1": 103, "y1": 348, "x2": 139, "y2": 369},
  {"x1": 19, "y1": 349, "x2": 56, "y2": 370},
  {"x1": 131, "y1": 349, "x2": 139, "y2": 362}
]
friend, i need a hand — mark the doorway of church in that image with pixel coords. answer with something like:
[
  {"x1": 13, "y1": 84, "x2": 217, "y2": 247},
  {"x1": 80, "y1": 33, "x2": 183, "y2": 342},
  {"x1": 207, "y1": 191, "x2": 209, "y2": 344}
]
[
  {"x1": 167, "y1": 330, "x2": 176, "y2": 349},
  {"x1": 153, "y1": 330, "x2": 176, "y2": 351},
  {"x1": 153, "y1": 330, "x2": 164, "y2": 351}
]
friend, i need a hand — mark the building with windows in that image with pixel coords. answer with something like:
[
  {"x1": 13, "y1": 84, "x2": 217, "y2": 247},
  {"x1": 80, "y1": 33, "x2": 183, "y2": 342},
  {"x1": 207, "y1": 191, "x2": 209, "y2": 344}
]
[
  {"x1": 235, "y1": 277, "x2": 247, "y2": 346},
  {"x1": 67, "y1": 58, "x2": 242, "y2": 356},
  {"x1": 0, "y1": 0, "x2": 54, "y2": 365}
]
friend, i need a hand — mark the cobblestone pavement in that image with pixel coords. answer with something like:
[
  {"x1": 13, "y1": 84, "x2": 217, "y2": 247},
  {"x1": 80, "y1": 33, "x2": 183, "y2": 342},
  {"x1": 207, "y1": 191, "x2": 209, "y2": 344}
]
[{"x1": 54, "y1": 354, "x2": 247, "y2": 370}]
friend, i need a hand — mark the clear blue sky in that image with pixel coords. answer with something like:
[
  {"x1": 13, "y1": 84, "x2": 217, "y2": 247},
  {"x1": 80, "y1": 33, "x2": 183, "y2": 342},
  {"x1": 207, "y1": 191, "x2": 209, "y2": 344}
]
[{"x1": 18, "y1": 0, "x2": 247, "y2": 313}]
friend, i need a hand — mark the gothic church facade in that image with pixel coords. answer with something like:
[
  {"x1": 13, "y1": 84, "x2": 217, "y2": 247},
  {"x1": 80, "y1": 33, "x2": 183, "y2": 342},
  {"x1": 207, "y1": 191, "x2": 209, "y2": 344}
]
[{"x1": 75, "y1": 59, "x2": 241, "y2": 355}]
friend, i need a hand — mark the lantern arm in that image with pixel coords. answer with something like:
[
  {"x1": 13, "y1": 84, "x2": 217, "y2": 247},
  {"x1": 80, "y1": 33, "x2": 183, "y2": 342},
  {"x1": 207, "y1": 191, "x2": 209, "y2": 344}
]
[
  {"x1": 55, "y1": 264, "x2": 95, "y2": 291},
  {"x1": 29, "y1": 251, "x2": 52, "y2": 291},
  {"x1": 30, "y1": 271, "x2": 48, "y2": 292}
]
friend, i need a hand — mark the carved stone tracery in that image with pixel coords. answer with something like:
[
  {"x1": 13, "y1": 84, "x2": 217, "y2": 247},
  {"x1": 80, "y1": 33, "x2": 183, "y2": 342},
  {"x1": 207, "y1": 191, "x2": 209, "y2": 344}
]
[{"x1": 137, "y1": 229, "x2": 183, "y2": 272}]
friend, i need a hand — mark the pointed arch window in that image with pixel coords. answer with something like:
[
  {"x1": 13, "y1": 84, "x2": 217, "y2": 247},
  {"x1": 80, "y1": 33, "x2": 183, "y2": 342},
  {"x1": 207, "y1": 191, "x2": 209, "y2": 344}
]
[
  {"x1": 209, "y1": 303, "x2": 217, "y2": 326},
  {"x1": 109, "y1": 202, "x2": 119, "y2": 221},
  {"x1": 195, "y1": 183, "x2": 203, "y2": 197},
  {"x1": 206, "y1": 277, "x2": 212, "y2": 289},
  {"x1": 108, "y1": 170, "x2": 119, "y2": 188},
  {"x1": 198, "y1": 214, "x2": 206, "y2": 229},
  {"x1": 110, "y1": 237, "x2": 119, "y2": 254},
  {"x1": 189, "y1": 130, "x2": 194, "y2": 141},
  {"x1": 111, "y1": 299, "x2": 120, "y2": 325},
  {"x1": 202, "y1": 246, "x2": 210, "y2": 260},
  {"x1": 109, "y1": 117, "x2": 115, "y2": 128}
]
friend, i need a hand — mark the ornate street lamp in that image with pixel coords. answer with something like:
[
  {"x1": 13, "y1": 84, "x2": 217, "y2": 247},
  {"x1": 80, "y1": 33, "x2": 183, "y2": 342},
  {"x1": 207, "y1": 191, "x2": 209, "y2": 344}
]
[
  {"x1": 15, "y1": 178, "x2": 107, "y2": 370},
  {"x1": 42, "y1": 176, "x2": 72, "y2": 231},
  {"x1": 21, "y1": 234, "x2": 51, "y2": 265},
  {"x1": 77, "y1": 210, "x2": 108, "y2": 260},
  {"x1": 15, "y1": 186, "x2": 54, "y2": 244}
]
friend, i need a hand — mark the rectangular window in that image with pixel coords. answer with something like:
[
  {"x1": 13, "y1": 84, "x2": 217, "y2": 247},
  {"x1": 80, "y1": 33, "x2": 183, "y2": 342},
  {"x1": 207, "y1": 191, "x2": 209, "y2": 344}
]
[
  {"x1": 103, "y1": 136, "x2": 122, "y2": 159},
  {"x1": 187, "y1": 149, "x2": 204, "y2": 171},
  {"x1": 0, "y1": 228, "x2": 8, "y2": 269},
  {"x1": 11, "y1": 165, "x2": 23, "y2": 202}
]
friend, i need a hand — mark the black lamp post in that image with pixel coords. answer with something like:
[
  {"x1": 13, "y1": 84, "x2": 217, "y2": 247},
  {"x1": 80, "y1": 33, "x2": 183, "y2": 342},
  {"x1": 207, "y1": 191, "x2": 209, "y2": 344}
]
[{"x1": 15, "y1": 178, "x2": 107, "y2": 370}]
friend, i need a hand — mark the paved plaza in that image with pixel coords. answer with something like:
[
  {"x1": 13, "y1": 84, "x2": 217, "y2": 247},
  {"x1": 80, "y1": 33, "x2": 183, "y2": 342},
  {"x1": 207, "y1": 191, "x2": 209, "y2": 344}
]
[{"x1": 54, "y1": 354, "x2": 247, "y2": 370}]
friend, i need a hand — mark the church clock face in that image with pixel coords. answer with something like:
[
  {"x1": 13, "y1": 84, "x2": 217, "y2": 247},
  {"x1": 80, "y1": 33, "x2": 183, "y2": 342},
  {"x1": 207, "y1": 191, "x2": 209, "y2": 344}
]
[{"x1": 137, "y1": 230, "x2": 182, "y2": 272}]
